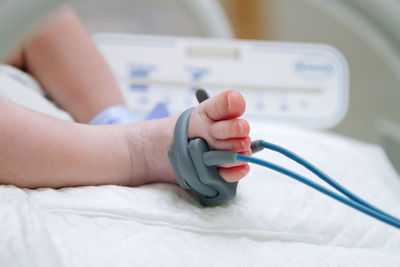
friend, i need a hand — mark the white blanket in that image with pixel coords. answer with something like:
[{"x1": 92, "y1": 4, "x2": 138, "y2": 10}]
[{"x1": 1, "y1": 66, "x2": 400, "y2": 266}]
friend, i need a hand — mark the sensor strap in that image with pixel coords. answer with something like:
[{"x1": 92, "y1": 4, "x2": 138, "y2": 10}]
[{"x1": 168, "y1": 105, "x2": 238, "y2": 206}]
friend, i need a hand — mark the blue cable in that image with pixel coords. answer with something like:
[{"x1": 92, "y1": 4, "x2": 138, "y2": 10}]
[
  {"x1": 236, "y1": 154, "x2": 400, "y2": 229},
  {"x1": 258, "y1": 140, "x2": 400, "y2": 224}
]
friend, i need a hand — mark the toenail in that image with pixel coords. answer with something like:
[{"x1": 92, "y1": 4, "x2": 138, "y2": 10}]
[
  {"x1": 227, "y1": 93, "x2": 232, "y2": 113},
  {"x1": 240, "y1": 166, "x2": 249, "y2": 175},
  {"x1": 240, "y1": 140, "x2": 246, "y2": 150},
  {"x1": 238, "y1": 120, "x2": 244, "y2": 135}
]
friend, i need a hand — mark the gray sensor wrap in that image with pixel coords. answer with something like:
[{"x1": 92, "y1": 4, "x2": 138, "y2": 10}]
[{"x1": 168, "y1": 108, "x2": 238, "y2": 206}]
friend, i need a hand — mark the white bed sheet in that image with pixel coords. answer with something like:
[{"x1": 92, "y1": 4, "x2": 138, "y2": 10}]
[{"x1": 1, "y1": 67, "x2": 400, "y2": 266}]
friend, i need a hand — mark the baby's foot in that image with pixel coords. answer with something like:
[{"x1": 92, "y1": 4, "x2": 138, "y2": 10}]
[
  {"x1": 187, "y1": 90, "x2": 251, "y2": 182},
  {"x1": 130, "y1": 90, "x2": 251, "y2": 186}
]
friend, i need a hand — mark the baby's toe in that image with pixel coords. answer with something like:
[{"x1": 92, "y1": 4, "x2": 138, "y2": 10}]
[
  {"x1": 218, "y1": 164, "x2": 250, "y2": 182},
  {"x1": 208, "y1": 136, "x2": 251, "y2": 152},
  {"x1": 209, "y1": 118, "x2": 250, "y2": 140},
  {"x1": 199, "y1": 90, "x2": 246, "y2": 121}
]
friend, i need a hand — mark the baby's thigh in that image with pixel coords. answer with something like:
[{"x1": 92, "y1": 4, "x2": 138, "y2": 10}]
[{"x1": 0, "y1": 64, "x2": 73, "y2": 121}]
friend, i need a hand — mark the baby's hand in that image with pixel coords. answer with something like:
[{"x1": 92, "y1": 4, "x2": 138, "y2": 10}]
[{"x1": 188, "y1": 90, "x2": 251, "y2": 182}]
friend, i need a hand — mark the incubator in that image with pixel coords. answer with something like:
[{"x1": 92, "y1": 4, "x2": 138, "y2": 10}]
[
  {"x1": 1, "y1": 0, "x2": 400, "y2": 266},
  {"x1": 94, "y1": 33, "x2": 348, "y2": 128}
]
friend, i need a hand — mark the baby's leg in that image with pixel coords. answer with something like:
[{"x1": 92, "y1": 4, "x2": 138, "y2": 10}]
[
  {"x1": 0, "y1": 90, "x2": 248, "y2": 188},
  {"x1": 129, "y1": 90, "x2": 251, "y2": 185},
  {"x1": 12, "y1": 7, "x2": 125, "y2": 123}
]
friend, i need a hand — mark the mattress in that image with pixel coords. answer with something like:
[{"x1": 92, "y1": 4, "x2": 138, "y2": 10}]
[{"x1": 1, "y1": 65, "x2": 400, "y2": 266}]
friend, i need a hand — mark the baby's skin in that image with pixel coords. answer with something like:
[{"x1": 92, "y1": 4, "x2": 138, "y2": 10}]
[
  {"x1": 0, "y1": 90, "x2": 251, "y2": 188},
  {"x1": 129, "y1": 90, "x2": 251, "y2": 186}
]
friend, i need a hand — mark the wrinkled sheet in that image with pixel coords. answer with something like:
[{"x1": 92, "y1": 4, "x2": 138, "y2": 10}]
[{"x1": 1, "y1": 66, "x2": 400, "y2": 266}]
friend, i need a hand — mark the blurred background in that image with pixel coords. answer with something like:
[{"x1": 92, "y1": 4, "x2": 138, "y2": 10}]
[
  {"x1": 1, "y1": 0, "x2": 398, "y2": 171},
  {"x1": 73, "y1": 0, "x2": 399, "y2": 172}
]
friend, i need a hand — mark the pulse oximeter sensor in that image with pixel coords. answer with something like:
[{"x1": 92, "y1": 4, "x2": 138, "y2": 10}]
[{"x1": 168, "y1": 89, "x2": 400, "y2": 230}]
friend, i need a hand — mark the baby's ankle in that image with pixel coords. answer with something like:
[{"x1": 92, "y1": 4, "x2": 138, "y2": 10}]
[{"x1": 124, "y1": 118, "x2": 178, "y2": 186}]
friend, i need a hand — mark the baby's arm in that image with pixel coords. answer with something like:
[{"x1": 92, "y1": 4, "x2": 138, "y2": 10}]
[{"x1": 18, "y1": 7, "x2": 125, "y2": 123}]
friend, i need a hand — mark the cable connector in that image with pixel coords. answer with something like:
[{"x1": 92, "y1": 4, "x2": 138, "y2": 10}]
[{"x1": 250, "y1": 140, "x2": 264, "y2": 154}]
